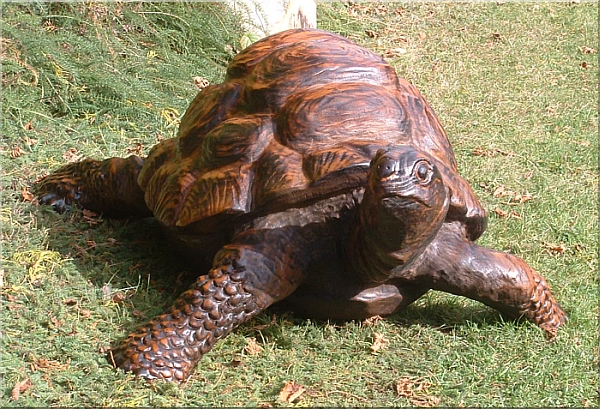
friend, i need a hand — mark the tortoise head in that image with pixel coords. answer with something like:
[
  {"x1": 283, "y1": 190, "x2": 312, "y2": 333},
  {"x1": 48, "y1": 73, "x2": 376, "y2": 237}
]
[{"x1": 355, "y1": 146, "x2": 449, "y2": 282}]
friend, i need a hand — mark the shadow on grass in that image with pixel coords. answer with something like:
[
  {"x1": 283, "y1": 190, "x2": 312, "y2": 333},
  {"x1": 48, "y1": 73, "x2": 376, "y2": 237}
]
[
  {"x1": 37, "y1": 209, "x2": 193, "y2": 317},
  {"x1": 37, "y1": 208, "x2": 539, "y2": 345}
]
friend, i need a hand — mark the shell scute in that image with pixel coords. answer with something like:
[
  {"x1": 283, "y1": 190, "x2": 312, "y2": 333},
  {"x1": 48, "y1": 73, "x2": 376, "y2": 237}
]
[
  {"x1": 142, "y1": 29, "x2": 485, "y2": 237},
  {"x1": 197, "y1": 115, "x2": 273, "y2": 169},
  {"x1": 252, "y1": 142, "x2": 308, "y2": 208},
  {"x1": 394, "y1": 79, "x2": 458, "y2": 172},
  {"x1": 175, "y1": 163, "x2": 254, "y2": 227},
  {"x1": 237, "y1": 39, "x2": 398, "y2": 114},
  {"x1": 225, "y1": 29, "x2": 354, "y2": 80},
  {"x1": 276, "y1": 82, "x2": 408, "y2": 156},
  {"x1": 177, "y1": 81, "x2": 242, "y2": 155},
  {"x1": 139, "y1": 137, "x2": 178, "y2": 191},
  {"x1": 302, "y1": 146, "x2": 369, "y2": 184},
  {"x1": 146, "y1": 159, "x2": 198, "y2": 226}
]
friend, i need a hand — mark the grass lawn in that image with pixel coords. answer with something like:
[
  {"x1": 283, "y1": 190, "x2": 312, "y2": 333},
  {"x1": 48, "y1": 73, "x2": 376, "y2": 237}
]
[{"x1": 2, "y1": 1, "x2": 597, "y2": 406}]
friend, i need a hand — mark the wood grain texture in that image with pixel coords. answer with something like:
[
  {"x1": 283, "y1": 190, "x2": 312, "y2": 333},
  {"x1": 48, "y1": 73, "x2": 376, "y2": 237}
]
[
  {"x1": 34, "y1": 29, "x2": 566, "y2": 383},
  {"x1": 139, "y1": 29, "x2": 485, "y2": 235}
]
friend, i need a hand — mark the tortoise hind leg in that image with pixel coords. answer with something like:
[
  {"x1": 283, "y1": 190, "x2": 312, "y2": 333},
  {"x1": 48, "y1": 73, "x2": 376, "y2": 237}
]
[
  {"x1": 410, "y1": 222, "x2": 566, "y2": 337},
  {"x1": 108, "y1": 226, "x2": 313, "y2": 382},
  {"x1": 34, "y1": 155, "x2": 152, "y2": 218}
]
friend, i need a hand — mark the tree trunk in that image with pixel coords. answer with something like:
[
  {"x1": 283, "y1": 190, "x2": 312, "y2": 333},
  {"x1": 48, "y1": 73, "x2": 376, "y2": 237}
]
[{"x1": 227, "y1": 0, "x2": 317, "y2": 40}]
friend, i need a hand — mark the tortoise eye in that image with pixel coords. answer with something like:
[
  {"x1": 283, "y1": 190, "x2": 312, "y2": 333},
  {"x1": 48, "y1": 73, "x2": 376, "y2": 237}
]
[{"x1": 413, "y1": 160, "x2": 433, "y2": 184}]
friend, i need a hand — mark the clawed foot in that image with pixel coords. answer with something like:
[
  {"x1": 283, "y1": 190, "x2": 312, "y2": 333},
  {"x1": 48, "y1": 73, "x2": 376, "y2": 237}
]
[
  {"x1": 33, "y1": 162, "x2": 92, "y2": 213},
  {"x1": 105, "y1": 265, "x2": 256, "y2": 382},
  {"x1": 107, "y1": 328, "x2": 195, "y2": 382},
  {"x1": 519, "y1": 275, "x2": 567, "y2": 339}
]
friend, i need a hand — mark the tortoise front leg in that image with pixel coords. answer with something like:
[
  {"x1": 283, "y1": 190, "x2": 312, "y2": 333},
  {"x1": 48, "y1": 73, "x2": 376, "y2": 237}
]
[
  {"x1": 108, "y1": 227, "x2": 312, "y2": 382},
  {"x1": 34, "y1": 155, "x2": 151, "y2": 217},
  {"x1": 409, "y1": 222, "x2": 566, "y2": 337}
]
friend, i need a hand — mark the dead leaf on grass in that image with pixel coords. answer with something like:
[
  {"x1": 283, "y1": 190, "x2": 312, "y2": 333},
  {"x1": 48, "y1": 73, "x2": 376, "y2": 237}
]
[
  {"x1": 244, "y1": 337, "x2": 263, "y2": 355},
  {"x1": 112, "y1": 291, "x2": 127, "y2": 304},
  {"x1": 383, "y1": 48, "x2": 407, "y2": 58},
  {"x1": 365, "y1": 29, "x2": 379, "y2": 38},
  {"x1": 50, "y1": 315, "x2": 62, "y2": 328},
  {"x1": 82, "y1": 209, "x2": 102, "y2": 225},
  {"x1": 63, "y1": 147, "x2": 82, "y2": 163},
  {"x1": 126, "y1": 142, "x2": 144, "y2": 156},
  {"x1": 492, "y1": 186, "x2": 533, "y2": 204},
  {"x1": 10, "y1": 378, "x2": 32, "y2": 401},
  {"x1": 494, "y1": 148, "x2": 515, "y2": 157},
  {"x1": 510, "y1": 193, "x2": 533, "y2": 204},
  {"x1": 494, "y1": 208, "x2": 509, "y2": 218},
  {"x1": 73, "y1": 244, "x2": 88, "y2": 259},
  {"x1": 472, "y1": 147, "x2": 516, "y2": 157},
  {"x1": 193, "y1": 76, "x2": 210, "y2": 91},
  {"x1": 79, "y1": 308, "x2": 91, "y2": 318},
  {"x1": 392, "y1": 36, "x2": 408, "y2": 44},
  {"x1": 231, "y1": 355, "x2": 243, "y2": 367},
  {"x1": 579, "y1": 46, "x2": 597, "y2": 54},
  {"x1": 23, "y1": 135, "x2": 38, "y2": 147},
  {"x1": 22, "y1": 186, "x2": 35, "y2": 202},
  {"x1": 278, "y1": 380, "x2": 306, "y2": 403},
  {"x1": 85, "y1": 239, "x2": 97, "y2": 250},
  {"x1": 542, "y1": 242, "x2": 567, "y2": 255},
  {"x1": 493, "y1": 185, "x2": 510, "y2": 198},
  {"x1": 29, "y1": 354, "x2": 70, "y2": 373},
  {"x1": 10, "y1": 145, "x2": 24, "y2": 158},
  {"x1": 472, "y1": 147, "x2": 495, "y2": 157},
  {"x1": 363, "y1": 315, "x2": 383, "y2": 326},
  {"x1": 370, "y1": 332, "x2": 388, "y2": 352},
  {"x1": 395, "y1": 377, "x2": 440, "y2": 407}
]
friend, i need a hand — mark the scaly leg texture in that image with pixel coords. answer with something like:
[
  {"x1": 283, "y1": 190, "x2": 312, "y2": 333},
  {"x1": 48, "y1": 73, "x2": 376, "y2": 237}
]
[
  {"x1": 109, "y1": 227, "x2": 312, "y2": 382},
  {"x1": 34, "y1": 155, "x2": 151, "y2": 217},
  {"x1": 411, "y1": 222, "x2": 566, "y2": 337},
  {"x1": 109, "y1": 253, "x2": 257, "y2": 381}
]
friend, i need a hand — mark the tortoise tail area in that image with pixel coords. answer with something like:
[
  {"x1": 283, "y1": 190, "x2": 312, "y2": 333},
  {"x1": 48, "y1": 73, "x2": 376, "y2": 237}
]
[{"x1": 34, "y1": 155, "x2": 152, "y2": 218}]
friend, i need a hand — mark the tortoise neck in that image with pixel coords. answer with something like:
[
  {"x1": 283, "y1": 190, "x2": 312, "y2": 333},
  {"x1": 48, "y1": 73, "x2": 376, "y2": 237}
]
[
  {"x1": 349, "y1": 189, "x2": 449, "y2": 283},
  {"x1": 349, "y1": 225, "x2": 406, "y2": 283}
]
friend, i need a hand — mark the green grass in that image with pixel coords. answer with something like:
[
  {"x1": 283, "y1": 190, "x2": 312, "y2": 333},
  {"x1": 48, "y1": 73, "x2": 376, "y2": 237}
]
[{"x1": 2, "y1": 1, "x2": 597, "y2": 407}]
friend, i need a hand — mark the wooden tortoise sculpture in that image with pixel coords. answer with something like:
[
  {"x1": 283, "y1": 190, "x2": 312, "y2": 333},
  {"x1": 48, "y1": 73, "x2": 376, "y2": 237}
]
[{"x1": 34, "y1": 29, "x2": 566, "y2": 382}]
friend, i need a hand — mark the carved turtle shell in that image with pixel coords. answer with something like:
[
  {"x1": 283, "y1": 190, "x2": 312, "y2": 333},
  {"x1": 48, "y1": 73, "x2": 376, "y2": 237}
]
[{"x1": 138, "y1": 29, "x2": 486, "y2": 238}]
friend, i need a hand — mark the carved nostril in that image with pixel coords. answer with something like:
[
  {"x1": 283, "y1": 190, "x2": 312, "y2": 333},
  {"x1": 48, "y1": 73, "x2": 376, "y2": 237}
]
[{"x1": 376, "y1": 158, "x2": 396, "y2": 179}]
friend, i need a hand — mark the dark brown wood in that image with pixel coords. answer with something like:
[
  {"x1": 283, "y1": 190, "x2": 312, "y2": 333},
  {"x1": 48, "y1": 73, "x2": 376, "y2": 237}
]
[{"x1": 34, "y1": 28, "x2": 566, "y2": 383}]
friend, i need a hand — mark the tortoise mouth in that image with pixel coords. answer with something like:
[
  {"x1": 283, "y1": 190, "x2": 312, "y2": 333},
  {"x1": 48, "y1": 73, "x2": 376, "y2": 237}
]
[
  {"x1": 381, "y1": 194, "x2": 431, "y2": 210},
  {"x1": 375, "y1": 179, "x2": 434, "y2": 208}
]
